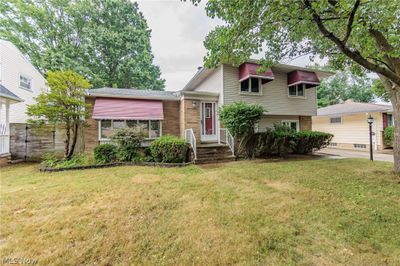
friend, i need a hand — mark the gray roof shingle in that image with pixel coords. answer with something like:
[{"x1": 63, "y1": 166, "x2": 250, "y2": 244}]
[
  {"x1": 0, "y1": 84, "x2": 23, "y2": 102},
  {"x1": 317, "y1": 101, "x2": 392, "y2": 116},
  {"x1": 87, "y1": 88, "x2": 180, "y2": 100}
]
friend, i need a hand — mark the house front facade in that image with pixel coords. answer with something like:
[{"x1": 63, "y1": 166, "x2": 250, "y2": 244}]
[
  {"x1": 0, "y1": 39, "x2": 48, "y2": 124},
  {"x1": 82, "y1": 61, "x2": 332, "y2": 159},
  {"x1": 312, "y1": 100, "x2": 393, "y2": 151}
]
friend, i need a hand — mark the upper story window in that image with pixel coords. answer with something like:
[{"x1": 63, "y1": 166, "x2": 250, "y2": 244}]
[
  {"x1": 330, "y1": 117, "x2": 342, "y2": 124},
  {"x1": 240, "y1": 77, "x2": 261, "y2": 94},
  {"x1": 288, "y1": 84, "x2": 305, "y2": 98},
  {"x1": 19, "y1": 75, "x2": 32, "y2": 91}
]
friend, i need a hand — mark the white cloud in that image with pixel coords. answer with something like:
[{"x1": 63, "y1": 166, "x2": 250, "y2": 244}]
[
  {"x1": 137, "y1": 0, "x2": 324, "y2": 91},
  {"x1": 137, "y1": 0, "x2": 220, "y2": 91}
]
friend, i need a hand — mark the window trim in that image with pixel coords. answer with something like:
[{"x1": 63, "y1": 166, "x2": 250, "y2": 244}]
[
  {"x1": 240, "y1": 77, "x2": 262, "y2": 95},
  {"x1": 98, "y1": 119, "x2": 162, "y2": 141},
  {"x1": 19, "y1": 74, "x2": 33, "y2": 91},
  {"x1": 287, "y1": 83, "x2": 306, "y2": 99},
  {"x1": 330, "y1": 116, "x2": 342, "y2": 124},
  {"x1": 281, "y1": 120, "x2": 300, "y2": 132}
]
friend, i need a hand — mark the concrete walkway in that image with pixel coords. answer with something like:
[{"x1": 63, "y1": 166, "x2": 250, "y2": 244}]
[{"x1": 316, "y1": 148, "x2": 394, "y2": 163}]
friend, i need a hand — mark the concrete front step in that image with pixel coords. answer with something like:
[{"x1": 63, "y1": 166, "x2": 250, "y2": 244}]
[
  {"x1": 195, "y1": 143, "x2": 235, "y2": 164},
  {"x1": 195, "y1": 155, "x2": 236, "y2": 164}
]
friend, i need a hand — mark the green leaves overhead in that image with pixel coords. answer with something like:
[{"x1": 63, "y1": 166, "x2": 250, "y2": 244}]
[{"x1": 0, "y1": 0, "x2": 165, "y2": 90}]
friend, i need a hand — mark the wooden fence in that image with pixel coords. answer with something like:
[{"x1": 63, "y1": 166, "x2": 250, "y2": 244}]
[{"x1": 10, "y1": 123, "x2": 85, "y2": 161}]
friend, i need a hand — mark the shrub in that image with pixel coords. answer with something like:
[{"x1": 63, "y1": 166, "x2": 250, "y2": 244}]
[
  {"x1": 111, "y1": 127, "x2": 144, "y2": 162},
  {"x1": 219, "y1": 102, "x2": 265, "y2": 155},
  {"x1": 293, "y1": 131, "x2": 333, "y2": 154},
  {"x1": 245, "y1": 129, "x2": 296, "y2": 157},
  {"x1": 150, "y1": 135, "x2": 189, "y2": 163},
  {"x1": 42, "y1": 153, "x2": 59, "y2": 168},
  {"x1": 94, "y1": 144, "x2": 118, "y2": 164},
  {"x1": 245, "y1": 126, "x2": 333, "y2": 157},
  {"x1": 384, "y1": 126, "x2": 394, "y2": 146}
]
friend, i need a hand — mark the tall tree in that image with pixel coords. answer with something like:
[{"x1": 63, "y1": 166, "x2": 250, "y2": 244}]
[
  {"x1": 27, "y1": 71, "x2": 91, "y2": 159},
  {"x1": 192, "y1": 0, "x2": 400, "y2": 173},
  {"x1": 318, "y1": 70, "x2": 375, "y2": 107},
  {"x1": 0, "y1": 0, "x2": 165, "y2": 90}
]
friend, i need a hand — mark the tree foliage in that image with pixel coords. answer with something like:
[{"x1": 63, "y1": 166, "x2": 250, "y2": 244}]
[
  {"x1": 192, "y1": 0, "x2": 400, "y2": 173},
  {"x1": 27, "y1": 70, "x2": 91, "y2": 159},
  {"x1": 0, "y1": 0, "x2": 165, "y2": 90},
  {"x1": 318, "y1": 70, "x2": 375, "y2": 107}
]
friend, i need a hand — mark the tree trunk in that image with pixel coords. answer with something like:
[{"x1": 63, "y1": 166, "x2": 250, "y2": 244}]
[
  {"x1": 65, "y1": 126, "x2": 71, "y2": 158},
  {"x1": 390, "y1": 88, "x2": 400, "y2": 174},
  {"x1": 67, "y1": 123, "x2": 79, "y2": 159}
]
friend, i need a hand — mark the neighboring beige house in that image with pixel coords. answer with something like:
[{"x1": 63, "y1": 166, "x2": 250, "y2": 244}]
[
  {"x1": 82, "y1": 61, "x2": 332, "y2": 163},
  {"x1": 0, "y1": 39, "x2": 47, "y2": 124},
  {"x1": 312, "y1": 100, "x2": 393, "y2": 151}
]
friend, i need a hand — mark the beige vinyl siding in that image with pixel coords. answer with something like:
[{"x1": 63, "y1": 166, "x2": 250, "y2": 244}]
[
  {"x1": 312, "y1": 112, "x2": 384, "y2": 147},
  {"x1": 223, "y1": 64, "x2": 317, "y2": 116},
  {"x1": 193, "y1": 66, "x2": 222, "y2": 93},
  {"x1": 258, "y1": 115, "x2": 300, "y2": 131}
]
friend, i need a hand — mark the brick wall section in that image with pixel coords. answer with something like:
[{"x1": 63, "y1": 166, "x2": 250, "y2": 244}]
[
  {"x1": 299, "y1": 116, "x2": 312, "y2": 131},
  {"x1": 162, "y1": 100, "x2": 180, "y2": 137},
  {"x1": 180, "y1": 99, "x2": 201, "y2": 142},
  {"x1": 83, "y1": 97, "x2": 99, "y2": 154}
]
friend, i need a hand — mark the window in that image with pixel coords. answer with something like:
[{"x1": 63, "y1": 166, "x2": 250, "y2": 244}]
[
  {"x1": 288, "y1": 84, "x2": 305, "y2": 98},
  {"x1": 99, "y1": 119, "x2": 161, "y2": 140},
  {"x1": 330, "y1": 117, "x2": 342, "y2": 124},
  {"x1": 0, "y1": 64, "x2": 2, "y2": 83},
  {"x1": 19, "y1": 75, "x2": 32, "y2": 90},
  {"x1": 240, "y1": 78, "x2": 261, "y2": 94},
  {"x1": 354, "y1": 144, "x2": 366, "y2": 149},
  {"x1": 328, "y1": 142, "x2": 337, "y2": 147},
  {"x1": 388, "y1": 114, "x2": 394, "y2": 126},
  {"x1": 282, "y1": 120, "x2": 299, "y2": 132},
  {"x1": 100, "y1": 120, "x2": 112, "y2": 139}
]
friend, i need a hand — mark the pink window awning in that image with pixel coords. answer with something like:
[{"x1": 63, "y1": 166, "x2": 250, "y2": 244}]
[
  {"x1": 92, "y1": 98, "x2": 164, "y2": 120},
  {"x1": 239, "y1": 63, "x2": 274, "y2": 84},
  {"x1": 287, "y1": 70, "x2": 320, "y2": 88}
]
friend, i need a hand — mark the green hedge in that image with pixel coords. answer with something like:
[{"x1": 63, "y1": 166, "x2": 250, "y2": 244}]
[
  {"x1": 94, "y1": 144, "x2": 118, "y2": 164},
  {"x1": 245, "y1": 130, "x2": 333, "y2": 157},
  {"x1": 384, "y1": 126, "x2": 394, "y2": 146},
  {"x1": 150, "y1": 135, "x2": 189, "y2": 163}
]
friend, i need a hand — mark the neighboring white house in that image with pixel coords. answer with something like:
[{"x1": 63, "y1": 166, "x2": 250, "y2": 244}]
[
  {"x1": 312, "y1": 100, "x2": 393, "y2": 151},
  {"x1": 0, "y1": 84, "x2": 22, "y2": 164},
  {"x1": 0, "y1": 39, "x2": 47, "y2": 124}
]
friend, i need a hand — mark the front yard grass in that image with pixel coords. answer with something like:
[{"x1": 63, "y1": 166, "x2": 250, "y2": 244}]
[{"x1": 1, "y1": 158, "x2": 399, "y2": 265}]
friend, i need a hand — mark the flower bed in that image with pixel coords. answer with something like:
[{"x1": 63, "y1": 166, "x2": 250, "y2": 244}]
[{"x1": 39, "y1": 161, "x2": 194, "y2": 172}]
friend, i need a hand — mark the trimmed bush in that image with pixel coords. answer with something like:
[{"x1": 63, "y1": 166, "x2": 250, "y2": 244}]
[
  {"x1": 245, "y1": 129, "x2": 296, "y2": 157},
  {"x1": 111, "y1": 127, "x2": 144, "y2": 162},
  {"x1": 245, "y1": 126, "x2": 333, "y2": 157},
  {"x1": 293, "y1": 131, "x2": 333, "y2": 154},
  {"x1": 384, "y1": 125, "x2": 394, "y2": 146},
  {"x1": 150, "y1": 135, "x2": 189, "y2": 163},
  {"x1": 94, "y1": 144, "x2": 118, "y2": 164}
]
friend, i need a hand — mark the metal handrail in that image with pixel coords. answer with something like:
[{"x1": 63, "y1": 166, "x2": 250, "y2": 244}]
[
  {"x1": 220, "y1": 128, "x2": 234, "y2": 156},
  {"x1": 185, "y1": 128, "x2": 197, "y2": 160}
]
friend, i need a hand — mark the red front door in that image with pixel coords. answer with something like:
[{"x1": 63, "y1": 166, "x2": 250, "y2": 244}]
[{"x1": 201, "y1": 102, "x2": 217, "y2": 141}]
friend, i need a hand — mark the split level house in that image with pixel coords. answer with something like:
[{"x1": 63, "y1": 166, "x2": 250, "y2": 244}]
[
  {"x1": 0, "y1": 39, "x2": 47, "y2": 164},
  {"x1": 312, "y1": 100, "x2": 393, "y2": 151},
  {"x1": 83, "y1": 61, "x2": 332, "y2": 163}
]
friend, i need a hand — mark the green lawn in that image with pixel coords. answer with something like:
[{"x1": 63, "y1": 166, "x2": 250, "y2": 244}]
[{"x1": 1, "y1": 158, "x2": 399, "y2": 265}]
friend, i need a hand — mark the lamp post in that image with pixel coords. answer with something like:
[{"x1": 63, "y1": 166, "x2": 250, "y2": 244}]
[{"x1": 367, "y1": 114, "x2": 374, "y2": 161}]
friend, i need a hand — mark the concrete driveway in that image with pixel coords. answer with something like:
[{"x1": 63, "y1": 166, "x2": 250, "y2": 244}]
[{"x1": 316, "y1": 148, "x2": 394, "y2": 163}]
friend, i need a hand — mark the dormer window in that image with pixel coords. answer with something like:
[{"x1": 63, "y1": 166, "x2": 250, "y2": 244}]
[
  {"x1": 288, "y1": 84, "x2": 305, "y2": 98},
  {"x1": 240, "y1": 78, "x2": 261, "y2": 94}
]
